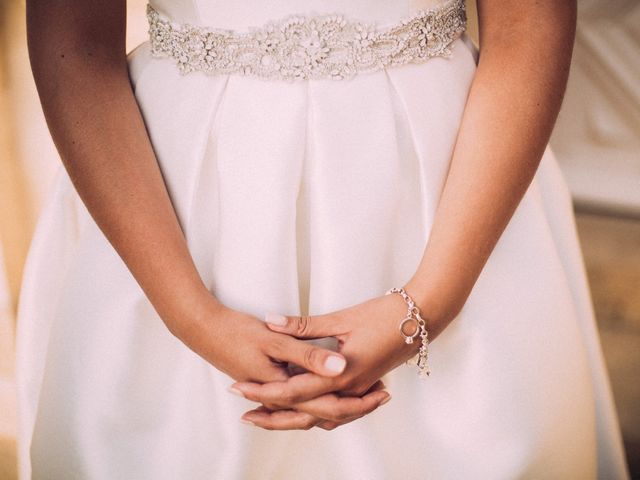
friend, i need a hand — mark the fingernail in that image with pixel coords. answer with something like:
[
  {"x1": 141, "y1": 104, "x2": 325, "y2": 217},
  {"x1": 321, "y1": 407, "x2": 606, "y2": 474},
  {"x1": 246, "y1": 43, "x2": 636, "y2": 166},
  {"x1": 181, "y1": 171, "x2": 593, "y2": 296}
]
[
  {"x1": 324, "y1": 355, "x2": 346, "y2": 373},
  {"x1": 227, "y1": 385, "x2": 245, "y2": 398},
  {"x1": 265, "y1": 312, "x2": 287, "y2": 326},
  {"x1": 240, "y1": 418, "x2": 255, "y2": 426},
  {"x1": 378, "y1": 393, "x2": 392, "y2": 406}
]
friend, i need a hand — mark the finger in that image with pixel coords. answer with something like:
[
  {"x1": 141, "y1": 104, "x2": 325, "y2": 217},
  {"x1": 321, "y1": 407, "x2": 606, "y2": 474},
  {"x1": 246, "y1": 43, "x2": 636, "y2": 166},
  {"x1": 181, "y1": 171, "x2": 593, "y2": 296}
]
[
  {"x1": 267, "y1": 336, "x2": 346, "y2": 377},
  {"x1": 248, "y1": 380, "x2": 387, "y2": 413},
  {"x1": 313, "y1": 383, "x2": 389, "y2": 430},
  {"x1": 264, "y1": 312, "x2": 345, "y2": 339},
  {"x1": 317, "y1": 420, "x2": 341, "y2": 430},
  {"x1": 316, "y1": 413, "x2": 365, "y2": 431},
  {"x1": 259, "y1": 361, "x2": 291, "y2": 383},
  {"x1": 233, "y1": 373, "x2": 337, "y2": 407},
  {"x1": 245, "y1": 388, "x2": 391, "y2": 431},
  {"x1": 241, "y1": 408, "x2": 322, "y2": 431},
  {"x1": 233, "y1": 375, "x2": 385, "y2": 409},
  {"x1": 291, "y1": 387, "x2": 391, "y2": 423},
  {"x1": 364, "y1": 379, "x2": 387, "y2": 394},
  {"x1": 242, "y1": 380, "x2": 390, "y2": 419}
]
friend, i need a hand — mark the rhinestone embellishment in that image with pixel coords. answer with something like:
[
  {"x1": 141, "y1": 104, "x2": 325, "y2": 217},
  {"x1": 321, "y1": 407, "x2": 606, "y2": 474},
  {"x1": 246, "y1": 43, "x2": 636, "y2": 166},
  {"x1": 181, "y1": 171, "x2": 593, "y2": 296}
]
[{"x1": 146, "y1": 0, "x2": 466, "y2": 82}]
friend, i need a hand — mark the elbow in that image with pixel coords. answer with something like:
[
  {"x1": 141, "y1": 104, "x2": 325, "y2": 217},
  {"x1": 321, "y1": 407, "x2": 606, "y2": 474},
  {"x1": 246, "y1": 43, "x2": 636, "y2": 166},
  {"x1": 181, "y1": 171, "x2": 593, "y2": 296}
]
[
  {"x1": 475, "y1": 1, "x2": 577, "y2": 96},
  {"x1": 477, "y1": 1, "x2": 577, "y2": 62},
  {"x1": 26, "y1": 0, "x2": 128, "y2": 87}
]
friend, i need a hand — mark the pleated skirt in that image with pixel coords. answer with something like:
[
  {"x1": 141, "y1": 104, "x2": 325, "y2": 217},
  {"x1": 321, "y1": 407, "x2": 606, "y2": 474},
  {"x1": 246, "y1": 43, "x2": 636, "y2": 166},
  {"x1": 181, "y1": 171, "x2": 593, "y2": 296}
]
[{"x1": 15, "y1": 31, "x2": 628, "y2": 479}]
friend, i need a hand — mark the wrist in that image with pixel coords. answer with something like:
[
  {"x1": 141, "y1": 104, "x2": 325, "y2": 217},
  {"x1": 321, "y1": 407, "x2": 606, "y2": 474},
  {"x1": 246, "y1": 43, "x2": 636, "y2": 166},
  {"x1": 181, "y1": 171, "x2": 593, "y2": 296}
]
[
  {"x1": 163, "y1": 286, "x2": 232, "y2": 370},
  {"x1": 162, "y1": 283, "x2": 224, "y2": 338},
  {"x1": 401, "y1": 278, "x2": 461, "y2": 339},
  {"x1": 384, "y1": 290, "x2": 423, "y2": 357},
  {"x1": 384, "y1": 286, "x2": 433, "y2": 376}
]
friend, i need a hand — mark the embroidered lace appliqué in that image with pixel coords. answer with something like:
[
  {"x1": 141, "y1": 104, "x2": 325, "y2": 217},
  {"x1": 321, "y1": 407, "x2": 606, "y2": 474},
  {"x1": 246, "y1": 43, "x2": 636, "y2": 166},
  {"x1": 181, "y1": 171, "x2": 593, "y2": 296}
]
[{"x1": 146, "y1": 0, "x2": 466, "y2": 81}]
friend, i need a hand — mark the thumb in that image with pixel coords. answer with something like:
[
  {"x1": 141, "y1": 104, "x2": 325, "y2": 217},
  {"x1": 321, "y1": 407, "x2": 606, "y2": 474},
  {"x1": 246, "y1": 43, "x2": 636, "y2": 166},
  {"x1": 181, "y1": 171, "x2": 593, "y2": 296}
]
[{"x1": 264, "y1": 312, "x2": 342, "y2": 339}]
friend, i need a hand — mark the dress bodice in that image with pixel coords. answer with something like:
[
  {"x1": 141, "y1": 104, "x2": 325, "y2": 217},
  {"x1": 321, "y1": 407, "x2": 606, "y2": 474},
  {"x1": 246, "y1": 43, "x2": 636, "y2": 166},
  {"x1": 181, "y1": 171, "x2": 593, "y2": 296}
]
[{"x1": 149, "y1": 0, "x2": 450, "y2": 29}]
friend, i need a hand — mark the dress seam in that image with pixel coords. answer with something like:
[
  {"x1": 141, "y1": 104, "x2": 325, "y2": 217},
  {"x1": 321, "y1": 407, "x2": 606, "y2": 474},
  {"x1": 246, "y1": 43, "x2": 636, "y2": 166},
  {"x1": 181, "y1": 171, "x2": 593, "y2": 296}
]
[
  {"x1": 184, "y1": 75, "x2": 231, "y2": 233},
  {"x1": 383, "y1": 69, "x2": 429, "y2": 240},
  {"x1": 296, "y1": 80, "x2": 313, "y2": 317}
]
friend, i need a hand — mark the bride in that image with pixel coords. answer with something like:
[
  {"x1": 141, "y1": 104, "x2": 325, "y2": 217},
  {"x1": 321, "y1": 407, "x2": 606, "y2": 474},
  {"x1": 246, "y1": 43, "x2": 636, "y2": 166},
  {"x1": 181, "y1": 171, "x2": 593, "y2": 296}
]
[{"x1": 17, "y1": 0, "x2": 629, "y2": 478}]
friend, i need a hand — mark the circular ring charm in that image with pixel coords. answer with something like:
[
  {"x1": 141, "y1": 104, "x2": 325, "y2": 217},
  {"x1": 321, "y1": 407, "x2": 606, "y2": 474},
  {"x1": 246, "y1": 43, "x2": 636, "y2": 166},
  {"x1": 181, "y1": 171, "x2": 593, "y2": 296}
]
[
  {"x1": 399, "y1": 315, "x2": 420, "y2": 344},
  {"x1": 386, "y1": 285, "x2": 431, "y2": 377}
]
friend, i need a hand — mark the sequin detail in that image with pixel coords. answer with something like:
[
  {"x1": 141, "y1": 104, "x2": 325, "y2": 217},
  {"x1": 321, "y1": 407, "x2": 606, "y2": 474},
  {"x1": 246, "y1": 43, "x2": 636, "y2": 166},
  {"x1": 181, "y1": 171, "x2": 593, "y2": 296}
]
[{"x1": 146, "y1": 0, "x2": 466, "y2": 81}]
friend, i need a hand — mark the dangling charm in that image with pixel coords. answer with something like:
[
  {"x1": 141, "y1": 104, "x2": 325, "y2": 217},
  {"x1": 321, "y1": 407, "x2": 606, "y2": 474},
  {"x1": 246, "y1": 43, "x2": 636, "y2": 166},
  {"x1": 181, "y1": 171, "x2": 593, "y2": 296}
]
[
  {"x1": 416, "y1": 319, "x2": 431, "y2": 377},
  {"x1": 399, "y1": 315, "x2": 421, "y2": 345},
  {"x1": 386, "y1": 287, "x2": 431, "y2": 377}
]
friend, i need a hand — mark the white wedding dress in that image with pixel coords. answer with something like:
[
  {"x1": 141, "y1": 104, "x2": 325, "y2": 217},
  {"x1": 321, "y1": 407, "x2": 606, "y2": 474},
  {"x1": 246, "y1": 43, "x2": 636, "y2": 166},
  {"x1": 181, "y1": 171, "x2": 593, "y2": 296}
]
[{"x1": 15, "y1": 0, "x2": 630, "y2": 479}]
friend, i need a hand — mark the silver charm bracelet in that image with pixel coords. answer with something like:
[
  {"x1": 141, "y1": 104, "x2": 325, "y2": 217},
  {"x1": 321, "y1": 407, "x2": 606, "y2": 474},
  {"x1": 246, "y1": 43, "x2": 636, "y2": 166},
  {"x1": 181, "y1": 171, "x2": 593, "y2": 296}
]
[{"x1": 385, "y1": 287, "x2": 431, "y2": 377}]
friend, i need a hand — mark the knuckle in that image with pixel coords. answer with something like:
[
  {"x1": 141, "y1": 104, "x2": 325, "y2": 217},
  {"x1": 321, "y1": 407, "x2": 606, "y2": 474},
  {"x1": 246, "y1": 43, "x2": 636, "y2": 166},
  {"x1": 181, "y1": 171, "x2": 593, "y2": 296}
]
[
  {"x1": 267, "y1": 336, "x2": 288, "y2": 356},
  {"x1": 279, "y1": 390, "x2": 297, "y2": 406},
  {"x1": 337, "y1": 375, "x2": 370, "y2": 397},
  {"x1": 303, "y1": 346, "x2": 321, "y2": 370},
  {"x1": 340, "y1": 383, "x2": 368, "y2": 397},
  {"x1": 333, "y1": 375, "x2": 354, "y2": 392},
  {"x1": 296, "y1": 315, "x2": 311, "y2": 336},
  {"x1": 353, "y1": 385, "x2": 370, "y2": 397},
  {"x1": 267, "y1": 369, "x2": 290, "y2": 383},
  {"x1": 301, "y1": 419, "x2": 317, "y2": 431},
  {"x1": 320, "y1": 423, "x2": 337, "y2": 431},
  {"x1": 331, "y1": 409, "x2": 350, "y2": 422}
]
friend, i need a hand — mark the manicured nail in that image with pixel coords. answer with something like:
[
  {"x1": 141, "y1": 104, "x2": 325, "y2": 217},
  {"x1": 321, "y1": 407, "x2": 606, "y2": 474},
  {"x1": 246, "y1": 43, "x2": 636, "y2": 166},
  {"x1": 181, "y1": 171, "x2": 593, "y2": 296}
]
[
  {"x1": 265, "y1": 312, "x2": 287, "y2": 326},
  {"x1": 227, "y1": 385, "x2": 245, "y2": 398},
  {"x1": 378, "y1": 393, "x2": 392, "y2": 406},
  {"x1": 240, "y1": 417, "x2": 255, "y2": 426},
  {"x1": 324, "y1": 355, "x2": 346, "y2": 373}
]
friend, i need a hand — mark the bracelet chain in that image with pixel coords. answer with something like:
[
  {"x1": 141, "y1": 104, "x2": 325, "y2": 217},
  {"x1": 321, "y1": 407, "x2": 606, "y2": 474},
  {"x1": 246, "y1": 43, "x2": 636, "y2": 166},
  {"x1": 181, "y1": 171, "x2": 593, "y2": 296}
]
[{"x1": 385, "y1": 286, "x2": 431, "y2": 377}]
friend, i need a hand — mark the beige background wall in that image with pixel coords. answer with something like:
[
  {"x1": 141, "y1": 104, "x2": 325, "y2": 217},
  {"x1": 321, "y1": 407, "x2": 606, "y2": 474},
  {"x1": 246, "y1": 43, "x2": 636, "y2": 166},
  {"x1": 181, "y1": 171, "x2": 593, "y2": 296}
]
[{"x1": 551, "y1": 0, "x2": 640, "y2": 216}]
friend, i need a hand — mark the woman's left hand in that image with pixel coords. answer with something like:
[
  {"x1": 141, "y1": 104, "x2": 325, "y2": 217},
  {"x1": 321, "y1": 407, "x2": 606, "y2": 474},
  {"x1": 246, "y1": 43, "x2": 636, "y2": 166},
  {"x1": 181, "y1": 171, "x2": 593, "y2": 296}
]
[{"x1": 231, "y1": 289, "x2": 434, "y2": 430}]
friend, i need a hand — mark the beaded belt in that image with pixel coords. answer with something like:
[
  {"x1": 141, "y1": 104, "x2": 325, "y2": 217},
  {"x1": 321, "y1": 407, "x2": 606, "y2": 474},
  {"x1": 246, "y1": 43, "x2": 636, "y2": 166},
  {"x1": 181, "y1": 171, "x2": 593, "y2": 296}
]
[{"x1": 146, "y1": 0, "x2": 466, "y2": 82}]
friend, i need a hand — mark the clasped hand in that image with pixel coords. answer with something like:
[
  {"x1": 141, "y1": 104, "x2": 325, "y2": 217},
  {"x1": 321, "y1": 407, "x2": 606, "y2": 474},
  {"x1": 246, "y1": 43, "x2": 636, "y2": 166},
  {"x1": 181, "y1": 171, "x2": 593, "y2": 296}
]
[{"x1": 229, "y1": 292, "x2": 422, "y2": 431}]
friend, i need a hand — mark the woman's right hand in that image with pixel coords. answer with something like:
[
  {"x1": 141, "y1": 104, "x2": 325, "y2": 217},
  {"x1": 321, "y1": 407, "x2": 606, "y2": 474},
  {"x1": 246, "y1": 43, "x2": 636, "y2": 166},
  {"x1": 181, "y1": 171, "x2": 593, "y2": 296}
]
[
  {"x1": 175, "y1": 298, "x2": 348, "y2": 383},
  {"x1": 168, "y1": 295, "x2": 391, "y2": 429}
]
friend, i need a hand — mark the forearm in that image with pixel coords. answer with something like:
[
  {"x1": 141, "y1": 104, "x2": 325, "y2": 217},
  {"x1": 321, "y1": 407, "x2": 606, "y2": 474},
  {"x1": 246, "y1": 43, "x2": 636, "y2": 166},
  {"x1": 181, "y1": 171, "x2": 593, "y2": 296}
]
[
  {"x1": 27, "y1": 0, "x2": 217, "y2": 334},
  {"x1": 404, "y1": 1, "x2": 577, "y2": 335}
]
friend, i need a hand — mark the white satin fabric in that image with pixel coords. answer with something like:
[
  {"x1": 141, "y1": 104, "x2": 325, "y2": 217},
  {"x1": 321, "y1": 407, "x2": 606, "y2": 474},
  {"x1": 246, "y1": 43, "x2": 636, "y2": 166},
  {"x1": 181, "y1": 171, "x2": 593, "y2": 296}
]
[{"x1": 15, "y1": 1, "x2": 629, "y2": 479}]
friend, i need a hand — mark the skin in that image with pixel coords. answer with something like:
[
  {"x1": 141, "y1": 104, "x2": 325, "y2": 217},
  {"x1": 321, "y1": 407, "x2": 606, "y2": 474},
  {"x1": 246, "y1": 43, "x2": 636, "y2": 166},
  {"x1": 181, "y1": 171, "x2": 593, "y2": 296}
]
[
  {"x1": 27, "y1": 0, "x2": 577, "y2": 432},
  {"x1": 232, "y1": 0, "x2": 578, "y2": 429},
  {"x1": 27, "y1": 0, "x2": 390, "y2": 431}
]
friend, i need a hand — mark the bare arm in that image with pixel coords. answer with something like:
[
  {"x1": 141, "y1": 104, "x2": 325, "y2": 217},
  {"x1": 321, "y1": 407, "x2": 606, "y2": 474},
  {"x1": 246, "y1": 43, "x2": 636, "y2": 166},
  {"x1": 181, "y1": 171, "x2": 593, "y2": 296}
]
[
  {"x1": 27, "y1": 0, "x2": 214, "y2": 335},
  {"x1": 27, "y1": 0, "x2": 367, "y2": 389},
  {"x1": 404, "y1": 0, "x2": 577, "y2": 334}
]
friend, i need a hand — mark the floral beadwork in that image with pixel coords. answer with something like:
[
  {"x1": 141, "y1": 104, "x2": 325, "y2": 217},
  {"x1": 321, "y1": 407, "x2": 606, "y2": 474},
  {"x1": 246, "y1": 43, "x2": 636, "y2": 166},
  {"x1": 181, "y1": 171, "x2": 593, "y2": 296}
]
[{"x1": 146, "y1": 0, "x2": 466, "y2": 82}]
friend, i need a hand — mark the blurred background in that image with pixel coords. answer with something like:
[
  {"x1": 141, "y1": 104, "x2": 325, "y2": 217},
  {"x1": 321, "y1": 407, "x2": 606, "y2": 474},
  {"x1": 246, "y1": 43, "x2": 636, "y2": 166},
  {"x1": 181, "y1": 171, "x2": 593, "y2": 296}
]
[{"x1": 0, "y1": 0, "x2": 639, "y2": 478}]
